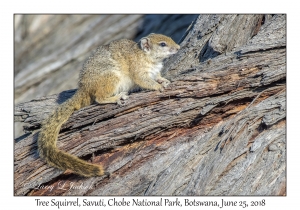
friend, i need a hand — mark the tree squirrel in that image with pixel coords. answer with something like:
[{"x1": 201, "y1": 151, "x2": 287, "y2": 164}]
[{"x1": 38, "y1": 33, "x2": 180, "y2": 177}]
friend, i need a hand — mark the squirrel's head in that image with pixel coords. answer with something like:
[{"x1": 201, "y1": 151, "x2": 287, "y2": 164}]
[{"x1": 139, "y1": 33, "x2": 180, "y2": 61}]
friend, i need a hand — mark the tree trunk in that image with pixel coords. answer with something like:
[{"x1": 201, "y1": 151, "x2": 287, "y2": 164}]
[{"x1": 14, "y1": 14, "x2": 286, "y2": 196}]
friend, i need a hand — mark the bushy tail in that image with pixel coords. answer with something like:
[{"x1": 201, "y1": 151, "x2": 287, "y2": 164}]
[{"x1": 38, "y1": 90, "x2": 105, "y2": 177}]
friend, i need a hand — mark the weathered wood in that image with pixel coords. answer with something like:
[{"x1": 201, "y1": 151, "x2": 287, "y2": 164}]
[{"x1": 14, "y1": 14, "x2": 286, "y2": 196}]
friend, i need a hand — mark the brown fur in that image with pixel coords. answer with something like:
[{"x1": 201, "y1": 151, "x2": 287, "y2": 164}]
[{"x1": 38, "y1": 34, "x2": 180, "y2": 177}]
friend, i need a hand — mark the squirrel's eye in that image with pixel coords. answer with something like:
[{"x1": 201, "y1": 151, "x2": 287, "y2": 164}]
[{"x1": 160, "y1": 42, "x2": 166, "y2": 47}]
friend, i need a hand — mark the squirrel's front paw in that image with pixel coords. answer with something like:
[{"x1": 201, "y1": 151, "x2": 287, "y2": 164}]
[
  {"x1": 161, "y1": 79, "x2": 170, "y2": 88},
  {"x1": 157, "y1": 78, "x2": 171, "y2": 88},
  {"x1": 159, "y1": 86, "x2": 165, "y2": 92}
]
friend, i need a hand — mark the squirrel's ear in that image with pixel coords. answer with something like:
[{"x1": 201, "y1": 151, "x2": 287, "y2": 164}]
[{"x1": 140, "y1": 37, "x2": 151, "y2": 52}]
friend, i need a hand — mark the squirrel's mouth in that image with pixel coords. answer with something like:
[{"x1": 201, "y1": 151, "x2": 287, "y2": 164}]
[
  {"x1": 169, "y1": 49, "x2": 179, "y2": 55},
  {"x1": 170, "y1": 45, "x2": 180, "y2": 55}
]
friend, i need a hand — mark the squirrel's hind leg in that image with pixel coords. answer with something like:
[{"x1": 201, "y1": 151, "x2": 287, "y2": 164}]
[{"x1": 95, "y1": 92, "x2": 129, "y2": 105}]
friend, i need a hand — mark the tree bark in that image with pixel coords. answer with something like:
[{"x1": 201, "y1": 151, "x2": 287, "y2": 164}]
[{"x1": 14, "y1": 14, "x2": 286, "y2": 196}]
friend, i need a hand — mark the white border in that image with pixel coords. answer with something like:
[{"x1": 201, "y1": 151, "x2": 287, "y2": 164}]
[{"x1": 5, "y1": 1, "x2": 297, "y2": 209}]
